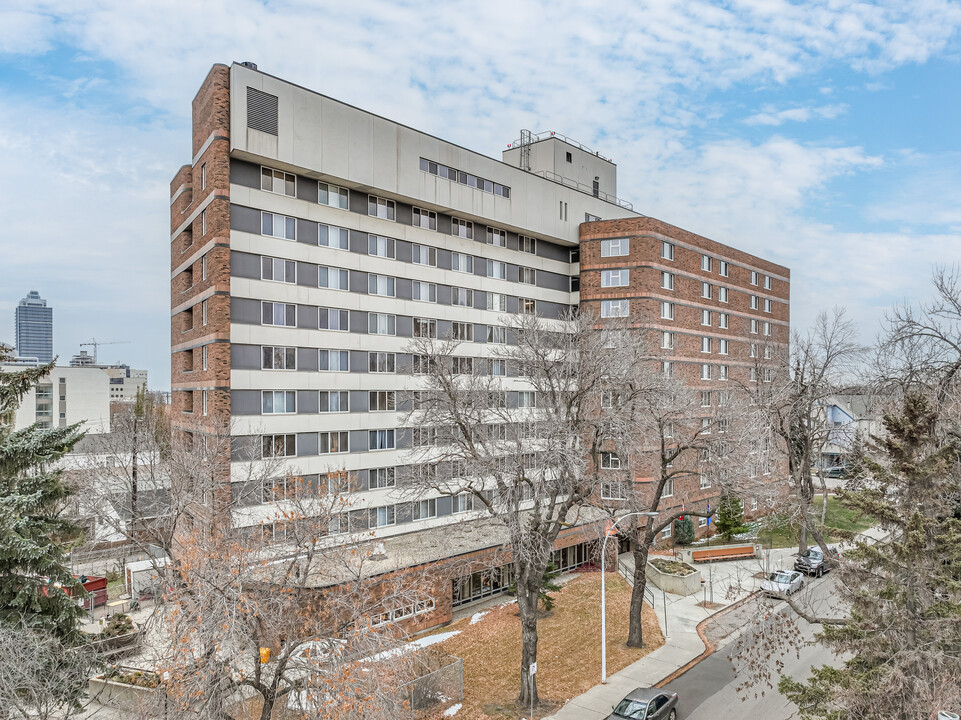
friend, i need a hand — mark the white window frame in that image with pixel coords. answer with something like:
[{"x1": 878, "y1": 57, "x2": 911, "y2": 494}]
[
  {"x1": 702, "y1": 282, "x2": 712, "y2": 299},
  {"x1": 320, "y1": 308, "x2": 349, "y2": 332},
  {"x1": 487, "y1": 260, "x2": 507, "y2": 280},
  {"x1": 261, "y1": 212, "x2": 295, "y2": 240},
  {"x1": 368, "y1": 274, "x2": 396, "y2": 297},
  {"x1": 320, "y1": 349, "x2": 349, "y2": 372},
  {"x1": 661, "y1": 272, "x2": 675, "y2": 290},
  {"x1": 319, "y1": 224, "x2": 350, "y2": 250},
  {"x1": 318, "y1": 181, "x2": 349, "y2": 209},
  {"x1": 318, "y1": 266, "x2": 349, "y2": 291},
  {"x1": 368, "y1": 313, "x2": 396, "y2": 335},
  {"x1": 261, "y1": 257, "x2": 296, "y2": 284},
  {"x1": 719, "y1": 286, "x2": 729, "y2": 303},
  {"x1": 719, "y1": 260, "x2": 730, "y2": 277},
  {"x1": 368, "y1": 195, "x2": 396, "y2": 221},
  {"x1": 701, "y1": 364, "x2": 712, "y2": 380},
  {"x1": 452, "y1": 217, "x2": 473, "y2": 239},
  {"x1": 701, "y1": 310, "x2": 711, "y2": 327},
  {"x1": 262, "y1": 301, "x2": 296, "y2": 327},
  {"x1": 519, "y1": 267, "x2": 536, "y2": 285},
  {"x1": 262, "y1": 390, "x2": 296, "y2": 414},
  {"x1": 701, "y1": 255, "x2": 712, "y2": 272},
  {"x1": 411, "y1": 281, "x2": 437, "y2": 302},
  {"x1": 520, "y1": 236, "x2": 537, "y2": 254},
  {"x1": 262, "y1": 346, "x2": 297, "y2": 371},
  {"x1": 661, "y1": 301, "x2": 674, "y2": 320},
  {"x1": 601, "y1": 269, "x2": 629, "y2": 288},
  {"x1": 260, "y1": 167, "x2": 295, "y2": 197},
  {"x1": 719, "y1": 313, "x2": 729, "y2": 329},
  {"x1": 319, "y1": 391, "x2": 349, "y2": 413},
  {"x1": 368, "y1": 235, "x2": 395, "y2": 259},
  {"x1": 412, "y1": 207, "x2": 437, "y2": 230},
  {"x1": 600, "y1": 238, "x2": 629, "y2": 257},
  {"x1": 601, "y1": 299, "x2": 630, "y2": 318},
  {"x1": 661, "y1": 331, "x2": 674, "y2": 350},
  {"x1": 661, "y1": 241, "x2": 674, "y2": 261},
  {"x1": 411, "y1": 243, "x2": 437, "y2": 267},
  {"x1": 751, "y1": 271, "x2": 759, "y2": 286},
  {"x1": 701, "y1": 336, "x2": 711, "y2": 354},
  {"x1": 451, "y1": 252, "x2": 474, "y2": 273},
  {"x1": 486, "y1": 227, "x2": 507, "y2": 246}
]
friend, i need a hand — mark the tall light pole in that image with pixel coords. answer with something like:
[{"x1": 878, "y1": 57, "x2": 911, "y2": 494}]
[{"x1": 601, "y1": 510, "x2": 659, "y2": 684}]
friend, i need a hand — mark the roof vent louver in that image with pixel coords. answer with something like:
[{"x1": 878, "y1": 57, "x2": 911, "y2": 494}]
[{"x1": 246, "y1": 87, "x2": 278, "y2": 136}]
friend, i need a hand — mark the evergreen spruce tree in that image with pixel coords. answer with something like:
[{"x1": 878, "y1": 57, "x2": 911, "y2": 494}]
[
  {"x1": 780, "y1": 394, "x2": 961, "y2": 717},
  {"x1": 673, "y1": 516, "x2": 695, "y2": 545},
  {"x1": 0, "y1": 355, "x2": 86, "y2": 642},
  {"x1": 715, "y1": 493, "x2": 744, "y2": 542}
]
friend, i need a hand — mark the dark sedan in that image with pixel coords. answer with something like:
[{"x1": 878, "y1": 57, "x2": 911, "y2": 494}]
[
  {"x1": 794, "y1": 545, "x2": 840, "y2": 577},
  {"x1": 606, "y1": 687, "x2": 679, "y2": 720}
]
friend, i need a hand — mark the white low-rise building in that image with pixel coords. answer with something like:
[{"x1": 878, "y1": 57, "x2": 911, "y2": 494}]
[{"x1": 2, "y1": 363, "x2": 112, "y2": 434}]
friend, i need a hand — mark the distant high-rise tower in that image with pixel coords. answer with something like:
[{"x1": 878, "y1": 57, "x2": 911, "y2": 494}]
[{"x1": 15, "y1": 291, "x2": 53, "y2": 363}]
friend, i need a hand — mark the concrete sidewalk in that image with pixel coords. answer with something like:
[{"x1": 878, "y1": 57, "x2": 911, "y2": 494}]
[{"x1": 547, "y1": 546, "x2": 799, "y2": 719}]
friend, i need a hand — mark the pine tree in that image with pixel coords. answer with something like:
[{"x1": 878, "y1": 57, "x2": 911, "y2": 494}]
[
  {"x1": 715, "y1": 493, "x2": 744, "y2": 542},
  {"x1": 780, "y1": 394, "x2": 961, "y2": 717},
  {"x1": 0, "y1": 355, "x2": 86, "y2": 642},
  {"x1": 673, "y1": 516, "x2": 695, "y2": 545}
]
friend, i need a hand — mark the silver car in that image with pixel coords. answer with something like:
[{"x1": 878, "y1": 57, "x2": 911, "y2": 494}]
[
  {"x1": 606, "y1": 687, "x2": 679, "y2": 720},
  {"x1": 760, "y1": 570, "x2": 804, "y2": 597}
]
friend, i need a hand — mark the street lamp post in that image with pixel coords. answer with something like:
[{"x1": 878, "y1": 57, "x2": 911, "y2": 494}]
[{"x1": 601, "y1": 510, "x2": 659, "y2": 684}]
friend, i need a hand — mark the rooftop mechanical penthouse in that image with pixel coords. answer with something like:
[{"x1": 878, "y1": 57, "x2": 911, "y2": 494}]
[{"x1": 171, "y1": 62, "x2": 789, "y2": 624}]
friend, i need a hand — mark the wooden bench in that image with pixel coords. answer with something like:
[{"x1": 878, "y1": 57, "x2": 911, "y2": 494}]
[{"x1": 691, "y1": 545, "x2": 756, "y2": 563}]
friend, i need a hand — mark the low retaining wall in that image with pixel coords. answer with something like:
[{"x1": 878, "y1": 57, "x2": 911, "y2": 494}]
[
  {"x1": 647, "y1": 560, "x2": 701, "y2": 596},
  {"x1": 88, "y1": 677, "x2": 163, "y2": 714}
]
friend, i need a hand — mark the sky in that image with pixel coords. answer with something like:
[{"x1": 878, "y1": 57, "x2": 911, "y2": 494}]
[{"x1": 1, "y1": 0, "x2": 960, "y2": 389}]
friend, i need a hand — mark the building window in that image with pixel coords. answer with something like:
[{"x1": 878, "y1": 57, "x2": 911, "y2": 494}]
[
  {"x1": 701, "y1": 310, "x2": 711, "y2": 327},
  {"x1": 319, "y1": 391, "x2": 349, "y2": 413},
  {"x1": 452, "y1": 321, "x2": 473, "y2": 341},
  {"x1": 201, "y1": 162, "x2": 207, "y2": 190},
  {"x1": 764, "y1": 275, "x2": 773, "y2": 290},
  {"x1": 750, "y1": 367, "x2": 758, "y2": 383},
  {"x1": 368, "y1": 195, "x2": 395, "y2": 221},
  {"x1": 751, "y1": 319, "x2": 760, "y2": 334},
  {"x1": 702, "y1": 282, "x2": 712, "y2": 299},
  {"x1": 700, "y1": 474, "x2": 712, "y2": 489},
  {"x1": 487, "y1": 293, "x2": 508, "y2": 312},
  {"x1": 263, "y1": 434, "x2": 296, "y2": 458},
  {"x1": 701, "y1": 390, "x2": 712, "y2": 407},
  {"x1": 413, "y1": 318, "x2": 437, "y2": 338},
  {"x1": 452, "y1": 217, "x2": 473, "y2": 239},
  {"x1": 318, "y1": 181, "x2": 349, "y2": 209},
  {"x1": 319, "y1": 349, "x2": 350, "y2": 371},
  {"x1": 369, "y1": 467, "x2": 396, "y2": 489},
  {"x1": 751, "y1": 497, "x2": 759, "y2": 511},
  {"x1": 261, "y1": 257, "x2": 296, "y2": 284},
  {"x1": 368, "y1": 274, "x2": 395, "y2": 297},
  {"x1": 718, "y1": 261, "x2": 730, "y2": 277},
  {"x1": 517, "y1": 391, "x2": 536, "y2": 408},
  {"x1": 201, "y1": 254, "x2": 207, "y2": 281},
  {"x1": 318, "y1": 266, "x2": 349, "y2": 291},
  {"x1": 661, "y1": 525, "x2": 672, "y2": 539},
  {"x1": 751, "y1": 295, "x2": 759, "y2": 310},
  {"x1": 719, "y1": 364, "x2": 729, "y2": 380},
  {"x1": 661, "y1": 241, "x2": 674, "y2": 260},
  {"x1": 765, "y1": 345, "x2": 773, "y2": 359},
  {"x1": 368, "y1": 352, "x2": 395, "y2": 373},
  {"x1": 261, "y1": 212, "x2": 295, "y2": 240},
  {"x1": 452, "y1": 493, "x2": 471, "y2": 513},
  {"x1": 320, "y1": 309, "x2": 349, "y2": 331},
  {"x1": 487, "y1": 260, "x2": 507, "y2": 280},
  {"x1": 319, "y1": 224, "x2": 350, "y2": 250},
  {"x1": 490, "y1": 359, "x2": 507, "y2": 376},
  {"x1": 600, "y1": 238, "x2": 629, "y2": 257},
  {"x1": 451, "y1": 252, "x2": 474, "y2": 273},
  {"x1": 419, "y1": 158, "x2": 510, "y2": 197},
  {"x1": 452, "y1": 357, "x2": 473, "y2": 375},
  {"x1": 411, "y1": 243, "x2": 437, "y2": 266},
  {"x1": 487, "y1": 326, "x2": 508, "y2": 344},
  {"x1": 719, "y1": 339, "x2": 729, "y2": 355},
  {"x1": 261, "y1": 167, "x2": 295, "y2": 196},
  {"x1": 601, "y1": 269, "x2": 629, "y2": 287},
  {"x1": 263, "y1": 391, "x2": 296, "y2": 414},
  {"x1": 559, "y1": 201, "x2": 568, "y2": 221},
  {"x1": 661, "y1": 301, "x2": 674, "y2": 320},
  {"x1": 520, "y1": 236, "x2": 537, "y2": 254},
  {"x1": 320, "y1": 431, "x2": 349, "y2": 454},
  {"x1": 412, "y1": 426, "x2": 438, "y2": 446},
  {"x1": 764, "y1": 322, "x2": 772, "y2": 336},
  {"x1": 519, "y1": 267, "x2": 536, "y2": 285},
  {"x1": 663, "y1": 478, "x2": 674, "y2": 497},
  {"x1": 368, "y1": 313, "x2": 396, "y2": 335},
  {"x1": 201, "y1": 210, "x2": 206, "y2": 236},
  {"x1": 413, "y1": 207, "x2": 437, "y2": 230},
  {"x1": 718, "y1": 313, "x2": 729, "y2": 329},
  {"x1": 521, "y1": 298, "x2": 537, "y2": 315},
  {"x1": 370, "y1": 505, "x2": 396, "y2": 528},
  {"x1": 486, "y1": 227, "x2": 507, "y2": 247},
  {"x1": 764, "y1": 298, "x2": 772, "y2": 313},
  {"x1": 661, "y1": 331, "x2": 674, "y2": 350},
  {"x1": 262, "y1": 302, "x2": 296, "y2": 327},
  {"x1": 202, "y1": 390, "x2": 208, "y2": 416},
  {"x1": 699, "y1": 516, "x2": 709, "y2": 528},
  {"x1": 661, "y1": 272, "x2": 675, "y2": 290},
  {"x1": 701, "y1": 337, "x2": 712, "y2": 354},
  {"x1": 751, "y1": 271, "x2": 759, "y2": 286},
  {"x1": 262, "y1": 346, "x2": 297, "y2": 370},
  {"x1": 701, "y1": 255, "x2": 712, "y2": 272},
  {"x1": 601, "y1": 299, "x2": 630, "y2": 318},
  {"x1": 413, "y1": 498, "x2": 437, "y2": 521},
  {"x1": 600, "y1": 452, "x2": 621, "y2": 469},
  {"x1": 369, "y1": 391, "x2": 396, "y2": 412},
  {"x1": 701, "y1": 364, "x2": 712, "y2": 380},
  {"x1": 368, "y1": 235, "x2": 395, "y2": 259},
  {"x1": 202, "y1": 300, "x2": 208, "y2": 326},
  {"x1": 601, "y1": 481, "x2": 627, "y2": 500},
  {"x1": 411, "y1": 281, "x2": 436, "y2": 303},
  {"x1": 749, "y1": 343, "x2": 758, "y2": 358},
  {"x1": 662, "y1": 361, "x2": 673, "y2": 377},
  {"x1": 452, "y1": 287, "x2": 473, "y2": 307},
  {"x1": 719, "y1": 287, "x2": 729, "y2": 303}
]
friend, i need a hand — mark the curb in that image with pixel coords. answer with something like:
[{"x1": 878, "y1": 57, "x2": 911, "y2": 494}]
[{"x1": 654, "y1": 590, "x2": 759, "y2": 688}]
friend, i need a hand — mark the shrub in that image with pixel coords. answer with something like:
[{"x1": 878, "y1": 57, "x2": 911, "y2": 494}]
[{"x1": 673, "y1": 517, "x2": 695, "y2": 545}]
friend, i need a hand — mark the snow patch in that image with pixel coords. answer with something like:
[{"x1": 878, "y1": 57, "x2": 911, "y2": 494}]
[
  {"x1": 443, "y1": 703, "x2": 462, "y2": 716},
  {"x1": 366, "y1": 631, "x2": 461, "y2": 662},
  {"x1": 469, "y1": 611, "x2": 488, "y2": 625}
]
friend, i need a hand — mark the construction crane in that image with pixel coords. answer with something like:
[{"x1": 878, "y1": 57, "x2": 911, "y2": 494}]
[{"x1": 79, "y1": 339, "x2": 130, "y2": 365}]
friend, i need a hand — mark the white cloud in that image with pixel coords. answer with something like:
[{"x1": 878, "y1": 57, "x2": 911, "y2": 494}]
[
  {"x1": 0, "y1": 9, "x2": 56, "y2": 55},
  {"x1": 745, "y1": 104, "x2": 848, "y2": 126}
]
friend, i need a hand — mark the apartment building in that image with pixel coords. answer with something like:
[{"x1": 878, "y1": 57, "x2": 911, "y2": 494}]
[
  {"x1": 1, "y1": 363, "x2": 111, "y2": 434},
  {"x1": 171, "y1": 62, "x2": 788, "y2": 622}
]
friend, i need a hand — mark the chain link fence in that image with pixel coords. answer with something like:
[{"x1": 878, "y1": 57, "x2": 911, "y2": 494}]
[{"x1": 400, "y1": 653, "x2": 463, "y2": 718}]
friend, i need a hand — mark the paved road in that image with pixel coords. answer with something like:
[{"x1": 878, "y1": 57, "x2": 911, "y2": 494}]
[{"x1": 663, "y1": 573, "x2": 843, "y2": 720}]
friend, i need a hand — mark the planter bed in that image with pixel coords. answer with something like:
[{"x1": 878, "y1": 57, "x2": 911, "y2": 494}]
[{"x1": 646, "y1": 558, "x2": 701, "y2": 596}]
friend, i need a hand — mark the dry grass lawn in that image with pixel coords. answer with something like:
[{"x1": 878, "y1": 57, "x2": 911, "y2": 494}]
[{"x1": 431, "y1": 570, "x2": 664, "y2": 719}]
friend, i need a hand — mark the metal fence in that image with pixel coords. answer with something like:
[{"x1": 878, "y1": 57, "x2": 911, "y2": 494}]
[{"x1": 400, "y1": 654, "x2": 463, "y2": 718}]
